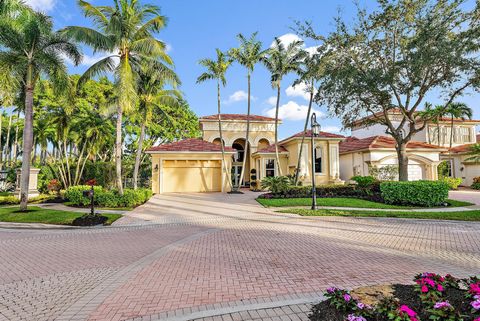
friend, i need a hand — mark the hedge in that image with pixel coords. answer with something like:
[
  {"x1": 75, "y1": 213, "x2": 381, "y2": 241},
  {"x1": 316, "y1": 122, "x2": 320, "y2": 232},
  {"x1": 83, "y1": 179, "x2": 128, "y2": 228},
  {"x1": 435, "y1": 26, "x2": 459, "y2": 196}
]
[
  {"x1": 380, "y1": 180, "x2": 449, "y2": 207},
  {"x1": 64, "y1": 185, "x2": 153, "y2": 208}
]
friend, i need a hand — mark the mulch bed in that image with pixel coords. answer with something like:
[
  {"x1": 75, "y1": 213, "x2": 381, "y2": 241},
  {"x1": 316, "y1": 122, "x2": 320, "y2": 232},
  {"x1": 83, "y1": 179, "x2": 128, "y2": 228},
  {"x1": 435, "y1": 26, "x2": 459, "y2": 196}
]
[
  {"x1": 309, "y1": 284, "x2": 472, "y2": 321},
  {"x1": 72, "y1": 214, "x2": 108, "y2": 226}
]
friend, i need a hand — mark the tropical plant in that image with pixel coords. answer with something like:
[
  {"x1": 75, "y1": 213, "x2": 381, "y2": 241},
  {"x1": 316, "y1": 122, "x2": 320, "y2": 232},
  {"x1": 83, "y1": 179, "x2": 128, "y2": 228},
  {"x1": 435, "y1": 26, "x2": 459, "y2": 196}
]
[
  {"x1": 260, "y1": 175, "x2": 290, "y2": 194},
  {"x1": 228, "y1": 32, "x2": 267, "y2": 190},
  {"x1": 133, "y1": 61, "x2": 180, "y2": 189},
  {"x1": 262, "y1": 37, "x2": 305, "y2": 175},
  {"x1": 0, "y1": 4, "x2": 81, "y2": 210},
  {"x1": 62, "y1": 0, "x2": 171, "y2": 194},
  {"x1": 196, "y1": 49, "x2": 233, "y2": 189},
  {"x1": 465, "y1": 144, "x2": 480, "y2": 163}
]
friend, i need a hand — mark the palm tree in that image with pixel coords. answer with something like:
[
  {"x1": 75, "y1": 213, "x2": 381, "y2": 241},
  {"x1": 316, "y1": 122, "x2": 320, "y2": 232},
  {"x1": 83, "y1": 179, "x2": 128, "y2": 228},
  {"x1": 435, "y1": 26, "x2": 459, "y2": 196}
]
[
  {"x1": 62, "y1": 0, "x2": 171, "y2": 194},
  {"x1": 465, "y1": 144, "x2": 480, "y2": 163},
  {"x1": 0, "y1": 6, "x2": 81, "y2": 210},
  {"x1": 197, "y1": 49, "x2": 233, "y2": 190},
  {"x1": 133, "y1": 62, "x2": 180, "y2": 189},
  {"x1": 228, "y1": 32, "x2": 267, "y2": 189},
  {"x1": 261, "y1": 38, "x2": 305, "y2": 175},
  {"x1": 293, "y1": 53, "x2": 324, "y2": 185},
  {"x1": 444, "y1": 102, "x2": 473, "y2": 177}
]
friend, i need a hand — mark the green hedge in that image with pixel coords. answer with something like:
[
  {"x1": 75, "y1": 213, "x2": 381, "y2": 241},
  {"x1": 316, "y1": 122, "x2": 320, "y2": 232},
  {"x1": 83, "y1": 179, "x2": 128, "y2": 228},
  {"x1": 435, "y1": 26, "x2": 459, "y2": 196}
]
[
  {"x1": 380, "y1": 180, "x2": 449, "y2": 207},
  {"x1": 64, "y1": 186, "x2": 152, "y2": 208}
]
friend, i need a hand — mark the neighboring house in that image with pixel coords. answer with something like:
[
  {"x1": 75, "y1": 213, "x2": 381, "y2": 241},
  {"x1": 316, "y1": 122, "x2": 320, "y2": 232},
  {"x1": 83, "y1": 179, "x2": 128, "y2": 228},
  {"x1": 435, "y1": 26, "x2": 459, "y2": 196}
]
[
  {"x1": 339, "y1": 110, "x2": 480, "y2": 184},
  {"x1": 146, "y1": 114, "x2": 344, "y2": 193}
]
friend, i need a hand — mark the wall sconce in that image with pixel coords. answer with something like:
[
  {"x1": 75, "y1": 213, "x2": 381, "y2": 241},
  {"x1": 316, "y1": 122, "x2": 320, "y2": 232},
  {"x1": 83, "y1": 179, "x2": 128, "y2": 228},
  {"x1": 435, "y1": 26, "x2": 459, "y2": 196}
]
[
  {"x1": 460, "y1": 167, "x2": 464, "y2": 172},
  {"x1": 154, "y1": 164, "x2": 159, "y2": 172}
]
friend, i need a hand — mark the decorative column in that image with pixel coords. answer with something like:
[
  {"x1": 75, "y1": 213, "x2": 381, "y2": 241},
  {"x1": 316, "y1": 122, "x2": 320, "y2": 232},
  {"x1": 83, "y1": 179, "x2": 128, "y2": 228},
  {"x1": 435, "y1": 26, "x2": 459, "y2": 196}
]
[
  {"x1": 15, "y1": 168, "x2": 40, "y2": 198},
  {"x1": 329, "y1": 144, "x2": 342, "y2": 183}
]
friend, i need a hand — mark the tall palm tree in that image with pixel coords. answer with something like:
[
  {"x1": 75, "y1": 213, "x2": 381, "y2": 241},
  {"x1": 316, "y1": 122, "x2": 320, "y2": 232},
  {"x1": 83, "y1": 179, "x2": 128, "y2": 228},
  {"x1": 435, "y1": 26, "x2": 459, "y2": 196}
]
[
  {"x1": 0, "y1": 6, "x2": 81, "y2": 210},
  {"x1": 62, "y1": 0, "x2": 171, "y2": 194},
  {"x1": 229, "y1": 32, "x2": 267, "y2": 189},
  {"x1": 262, "y1": 38, "x2": 305, "y2": 175},
  {"x1": 197, "y1": 49, "x2": 233, "y2": 190},
  {"x1": 293, "y1": 53, "x2": 324, "y2": 185},
  {"x1": 133, "y1": 62, "x2": 180, "y2": 189},
  {"x1": 444, "y1": 102, "x2": 473, "y2": 177}
]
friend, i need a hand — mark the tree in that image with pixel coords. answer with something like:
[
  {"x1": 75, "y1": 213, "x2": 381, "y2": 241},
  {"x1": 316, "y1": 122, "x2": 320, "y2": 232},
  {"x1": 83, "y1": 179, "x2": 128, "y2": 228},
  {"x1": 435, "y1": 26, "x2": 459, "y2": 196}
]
[
  {"x1": 228, "y1": 32, "x2": 267, "y2": 190},
  {"x1": 466, "y1": 144, "x2": 480, "y2": 163},
  {"x1": 262, "y1": 38, "x2": 305, "y2": 175},
  {"x1": 197, "y1": 49, "x2": 233, "y2": 190},
  {"x1": 62, "y1": 0, "x2": 171, "y2": 194},
  {"x1": 293, "y1": 52, "x2": 326, "y2": 185},
  {"x1": 302, "y1": 0, "x2": 480, "y2": 180},
  {"x1": 0, "y1": 5, "x2": 81, "y2": 210},
  {"x1": 133, "y1": 62, "x2": 180, "y2": 189}
]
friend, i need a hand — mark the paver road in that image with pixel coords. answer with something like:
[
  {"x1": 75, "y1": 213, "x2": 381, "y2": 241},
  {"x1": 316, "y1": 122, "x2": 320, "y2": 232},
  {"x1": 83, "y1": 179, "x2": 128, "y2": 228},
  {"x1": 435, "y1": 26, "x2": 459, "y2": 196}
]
[{"x1": 0, "y1": 191, "x2": 479, "y2": 321}]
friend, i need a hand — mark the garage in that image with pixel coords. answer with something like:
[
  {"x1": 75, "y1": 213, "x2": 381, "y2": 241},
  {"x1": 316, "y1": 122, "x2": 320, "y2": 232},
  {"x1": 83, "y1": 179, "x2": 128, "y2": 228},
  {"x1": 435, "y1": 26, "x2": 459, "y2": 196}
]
[
  {"x1": 146, "y1": 138, "x2": 235, "y2": 194},
  {"x1": 162, "y1": 160, "x2": 222, "y2": 193}
]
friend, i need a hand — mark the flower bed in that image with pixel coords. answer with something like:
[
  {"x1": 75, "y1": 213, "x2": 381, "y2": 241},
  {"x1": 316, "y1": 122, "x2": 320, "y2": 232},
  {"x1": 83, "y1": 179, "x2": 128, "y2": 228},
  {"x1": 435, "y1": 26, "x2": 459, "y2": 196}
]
[{"x1": 309, "y1": 273, "x2": 479, "y2": 321}]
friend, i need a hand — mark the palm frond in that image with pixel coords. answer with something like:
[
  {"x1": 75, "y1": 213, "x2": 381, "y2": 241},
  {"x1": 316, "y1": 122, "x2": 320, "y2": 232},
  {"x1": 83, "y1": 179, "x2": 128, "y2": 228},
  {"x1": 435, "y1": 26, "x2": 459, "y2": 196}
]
[
  {"x1": 60, "y1": 26, "x2": 114, "y2": 52},
  {"x1": 78, "y1": 56, "x2": 118, "y2": 88}
]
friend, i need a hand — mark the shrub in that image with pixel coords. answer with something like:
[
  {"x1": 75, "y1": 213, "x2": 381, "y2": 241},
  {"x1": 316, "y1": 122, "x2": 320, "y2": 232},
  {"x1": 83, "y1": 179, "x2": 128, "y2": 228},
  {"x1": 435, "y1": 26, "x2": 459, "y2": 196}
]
[
  {"x1": 369, "y1": 165, "x2": 399, "y2": 181},
  {"x1": 261, "y1": 176, "x2": 290, "y2": 194},
  {"x1": 0, "y1": 195, "x2": 19, "y2": 205},
  {"x1": 442, "y1": 177, "x2": 462, "y2": 190},
  {"x1": 351, "y1": 176, "x2": 376, "y2": 188},
  {"x1": 64, "y1": 185, "x2": 152, "y2": 208},
  {"x1": 96, "y1": 190, "x2": 119, "y2": 208},
  {"x1": 380, "y1": 180, "x2": 449, "y2": 207},
  {"x1": 472, "y1": 177, "x2": 480, "y2": 190}
]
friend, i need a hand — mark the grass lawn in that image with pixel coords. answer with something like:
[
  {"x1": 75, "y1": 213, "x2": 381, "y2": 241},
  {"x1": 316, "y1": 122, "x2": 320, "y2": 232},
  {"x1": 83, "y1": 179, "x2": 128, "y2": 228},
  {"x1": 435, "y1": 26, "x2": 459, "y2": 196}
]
[
  {"x1": 278, "y1": 208, "x2": 480, "y2": 221},
  {"x1": 256, "y1": 197, "x2": 474, "y2": 209},
  {"x1": 0, "y1": 206, "x2": 122, "y2": 225}
]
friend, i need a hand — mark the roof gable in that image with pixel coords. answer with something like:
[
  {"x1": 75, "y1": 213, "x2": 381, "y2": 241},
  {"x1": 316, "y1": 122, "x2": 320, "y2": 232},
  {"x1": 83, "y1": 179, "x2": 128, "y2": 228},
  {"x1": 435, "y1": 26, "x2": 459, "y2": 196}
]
[
  {"x1": 339, "y1": 136, "x2": 445, "y2": 153},
  {"x1": 147, "y1": 138, "x2": 235, "y2": 153}
]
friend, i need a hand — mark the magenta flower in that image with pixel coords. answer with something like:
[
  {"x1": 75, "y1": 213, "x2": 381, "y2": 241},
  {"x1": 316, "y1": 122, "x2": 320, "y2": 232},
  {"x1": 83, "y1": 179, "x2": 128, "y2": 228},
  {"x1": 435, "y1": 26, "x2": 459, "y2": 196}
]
[
  {"x1": 326, "y1": 287, "x2": 337, "y2": 294},
  {"x1": 424, "y1": 278, "x2": 435, "y2": 287},
  {"x1": 399, "y1": 305, "x2": 417, "y2": 318},
  {"x1": 470, "y1": 283, "x2": 480, "y2": 295},
  {"x1": 474, "y1": 318, "x2": 480, "y2": 321},
  {"x1": 433, "y1": 301, "x2": 451, "y2": 309},
  {"x1": 343, "y1": 293, "x2": 351, "y2": 302},
  {"x1": 437, "y1": 284, "x2": 444, "y2": 292},
  {"x1": 356, "y1": 302, "x2": 371, "y2": 310},
  {"x1": 421, "y1": 285, "x2": 429, "y2": 293},
  {"x1": 346, "y1": 314, "x2": 366, "y2": 321},
  {"x1": 472, "y1": 299, "x2": 480, "y2": 310}
]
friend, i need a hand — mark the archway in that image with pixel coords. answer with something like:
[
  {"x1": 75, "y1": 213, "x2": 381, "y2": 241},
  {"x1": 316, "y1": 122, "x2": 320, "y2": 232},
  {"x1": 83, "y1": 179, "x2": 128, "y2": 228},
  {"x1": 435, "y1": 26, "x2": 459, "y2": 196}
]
[
  {"x1": 212, "y1": 137, "x2": 225, "y2": 147},
  {"x1": 257, "y1": 138, "x2": 270, "y2": 151},
  {"x1": 231, "y1": 138, "x2": 250, "y2": 187}
]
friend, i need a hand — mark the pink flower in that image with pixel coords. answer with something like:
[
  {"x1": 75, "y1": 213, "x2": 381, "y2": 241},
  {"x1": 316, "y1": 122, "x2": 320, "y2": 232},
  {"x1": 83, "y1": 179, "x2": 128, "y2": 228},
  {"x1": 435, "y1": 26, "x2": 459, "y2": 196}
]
[
  {"x1": 399, "y1": 305, "x2": 417, "y2": 318},
  {"x1": 421, "y1": 285, "x2": 429, "y2": 293},
  {"x1": 344, "y1": 293, "x2": 351, "y2": 302},
  {"x1": 472, "y1": 299, "x2": 480, "y2": 310},
  {"x1": 356, "y1": 302, "x2": 371, "y2": 310},
  {"x1": 437, "y1": 284, "x2": 444, "y2": 292},
  {"x1": 346, "y1": 314, "x2": 366, "y2": 321},
  {"x1": 434, "y1": 301, "x2": 451, "y2": 309},
  {"x1": 424, "y1": 278, "x2": 435, "y2": 287},
  {"x1": 326, "y1": 287, "x2": 337, "y2": 294},
  {"x1": 474, "y1": 318, "x2": 480, "y2": 321},
  {"x1": 470, "y1": 283, "x2": 480, "y2": 295}
]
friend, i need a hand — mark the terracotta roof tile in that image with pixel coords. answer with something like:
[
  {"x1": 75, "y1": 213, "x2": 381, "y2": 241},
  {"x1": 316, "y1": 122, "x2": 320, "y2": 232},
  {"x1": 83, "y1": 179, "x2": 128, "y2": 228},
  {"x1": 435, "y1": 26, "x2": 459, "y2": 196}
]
[
  {"x1": 280, "y1": 130, "x2": 345, "y2": 144},
  {"x1": 147, "y1": 138, "x2": 235, "y2": 152},
  {"x1": 255, "y1": 144, "x2": 288, "y2": 153},
  {"x1": 339, "y1": 136, "x2": 445, "y2": 153},
  {"x1": 446, "y1": 135, "x2": 480, "y2": 154},
  {"x1": 199, "y1": 114, "x2": 277, "y2": 122}
]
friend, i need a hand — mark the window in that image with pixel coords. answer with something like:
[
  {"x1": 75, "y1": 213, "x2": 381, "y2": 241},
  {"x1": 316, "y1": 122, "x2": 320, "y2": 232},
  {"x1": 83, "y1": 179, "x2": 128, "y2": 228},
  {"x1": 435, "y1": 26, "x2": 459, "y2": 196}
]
[
  {"x1": 265, "y1": 159, "x2": 275, "y2": 177},
  {"x1": 314, "y1": 147, "x2": 322, "y2": 173},
  {"x1": 232, "y1": 143, "x2": 244, "y2": 162},
  {"x1": 460, "y1": 127, "x2": 472, "y2": 143}
]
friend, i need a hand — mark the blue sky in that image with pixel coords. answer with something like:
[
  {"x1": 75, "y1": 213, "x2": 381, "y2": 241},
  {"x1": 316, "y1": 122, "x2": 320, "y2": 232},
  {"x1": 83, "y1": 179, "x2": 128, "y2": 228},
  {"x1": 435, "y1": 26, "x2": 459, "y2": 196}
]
[{"x1": 28, "y1": 0, "x2": 479, "y2": 139}]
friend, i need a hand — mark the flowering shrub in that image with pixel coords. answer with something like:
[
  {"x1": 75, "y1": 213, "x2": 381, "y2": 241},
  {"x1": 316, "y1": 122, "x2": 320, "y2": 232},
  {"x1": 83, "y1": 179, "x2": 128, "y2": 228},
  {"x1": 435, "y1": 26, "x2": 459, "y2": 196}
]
[
  {"x1": 414, "y1": 272, "x2": 447, "y2": 302},
  {"x1": 325, "y1": 287, "x2": 357, "y2": 311},
  {"x1": 427, "y1": 301, "x2": 460, "y2": 321},
  {"x1": 471, "y1": 177, "x2": 480, "y2": 190},
  {"x1": 47, "y1": 179, "x2": 62, "y2": 195},
  {"x1": 465, "y1": 277, "x2": 480, "y2": 316}
]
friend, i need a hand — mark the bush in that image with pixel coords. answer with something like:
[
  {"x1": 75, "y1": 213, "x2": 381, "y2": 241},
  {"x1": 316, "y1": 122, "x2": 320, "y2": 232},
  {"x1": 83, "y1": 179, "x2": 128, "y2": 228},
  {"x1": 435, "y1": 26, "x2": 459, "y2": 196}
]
[
  {"x1": 368, "y1": 165, "x2": 398, "y2": 181},
  {"x1": 260, "y1": 176, "x2": 290, "y2": 194},
  {"x1": 64, "y1": 185, "x2": 152, "y2": 208},
  {"x1": 380, "y1": 180, "x2": 449, "y2": 207},
  {"x1": 470, "y1": 176, "x2": 480, "y2": 190},
  {"x1": 351, "y1": 175, "x2": 376, "y2": 188},
  {"x1": 441, "y1": 177, "x2": 462, "y2": 190},
  {"x1": 0, "y1": 195, "x2": 19, "y2": 205}
]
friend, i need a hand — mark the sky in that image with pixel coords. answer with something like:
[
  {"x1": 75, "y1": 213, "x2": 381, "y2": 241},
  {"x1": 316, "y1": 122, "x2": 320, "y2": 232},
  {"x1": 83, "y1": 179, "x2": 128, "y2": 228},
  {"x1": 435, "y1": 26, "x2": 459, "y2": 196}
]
[{"x1": 27, "y1": 0, "x2": 480, "y2": 140}]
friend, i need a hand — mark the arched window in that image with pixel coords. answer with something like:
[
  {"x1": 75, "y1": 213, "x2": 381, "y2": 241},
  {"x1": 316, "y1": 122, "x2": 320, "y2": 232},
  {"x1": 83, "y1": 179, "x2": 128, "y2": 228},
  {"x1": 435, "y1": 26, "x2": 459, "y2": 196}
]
[
  {"x1": 212, "y1": 138, "x2": 225, "y2": 146},
  {"x1": 314, "y1": 147, "x2": 323, "y2": 173},
  {"x1": 232, "y1": 142, "x2": 244, "y2": 162}
]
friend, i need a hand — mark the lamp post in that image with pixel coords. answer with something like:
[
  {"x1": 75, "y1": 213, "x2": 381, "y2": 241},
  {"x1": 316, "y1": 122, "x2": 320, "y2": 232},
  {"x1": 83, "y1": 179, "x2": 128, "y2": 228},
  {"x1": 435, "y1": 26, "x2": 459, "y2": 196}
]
[{"x1": 310, "y1": 112, "x2": 321, "y2": 210}]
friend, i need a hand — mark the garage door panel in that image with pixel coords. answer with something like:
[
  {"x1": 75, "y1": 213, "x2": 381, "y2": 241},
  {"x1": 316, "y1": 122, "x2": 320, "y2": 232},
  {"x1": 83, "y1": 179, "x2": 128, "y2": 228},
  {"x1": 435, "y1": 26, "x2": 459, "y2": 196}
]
[{"x1": 162, "y1": 160, "x2": 222, "y2": 193}]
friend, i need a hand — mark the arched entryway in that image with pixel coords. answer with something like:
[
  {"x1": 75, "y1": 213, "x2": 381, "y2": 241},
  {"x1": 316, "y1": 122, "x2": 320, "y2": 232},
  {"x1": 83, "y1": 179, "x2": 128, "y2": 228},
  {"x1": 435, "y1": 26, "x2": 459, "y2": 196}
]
[{"x1": 231, "y1": 138, "x2": 250, "y2": 188}]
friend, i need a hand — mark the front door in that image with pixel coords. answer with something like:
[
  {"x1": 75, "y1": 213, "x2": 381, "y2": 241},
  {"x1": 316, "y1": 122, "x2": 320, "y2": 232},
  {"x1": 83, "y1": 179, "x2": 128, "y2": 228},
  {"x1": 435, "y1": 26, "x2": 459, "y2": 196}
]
[{"x1": 231, "y1": 165, "x2": 242, "y2": 188}]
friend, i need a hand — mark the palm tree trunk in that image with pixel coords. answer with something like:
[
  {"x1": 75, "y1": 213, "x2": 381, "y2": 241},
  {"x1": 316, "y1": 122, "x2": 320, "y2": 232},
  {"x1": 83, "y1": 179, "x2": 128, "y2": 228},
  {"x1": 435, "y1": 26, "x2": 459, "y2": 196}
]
[
  {"x1": 217, "y1": 81, "x2": 232, "y2": 191},
  {"x1": 274, "y1": 83, "x2": 282, "y2": 176},
  {"x1": 19, "y1": 66, "x2": 35, "y2": 211},
  {"x1": 133, "y1": 121, "x2": 146, "y2": 190},
  {"x1": 5, "y1": 113, "x2": 12, "y2": 165},
  {"x1": 0, "y1": 111, "x2": 3, "y2": 167},
  {"x1": 449, "y1": 116, "x2": 456, "y2": 178},
  {"x1": 13, "y1": 111, "x2": 19, "y2": 164},
  {"x1": 237, "y1": 72, "x2": 251, "y2": 189},
  {"x1": 63, "y1": 139, "x2": 71, "y2": 187},
  {"x1": 115, "y1": 106, "x2": 124, "y2": 194},
  {"x1": 294, "y1": 83, "x2": 314, "y2": 185}
]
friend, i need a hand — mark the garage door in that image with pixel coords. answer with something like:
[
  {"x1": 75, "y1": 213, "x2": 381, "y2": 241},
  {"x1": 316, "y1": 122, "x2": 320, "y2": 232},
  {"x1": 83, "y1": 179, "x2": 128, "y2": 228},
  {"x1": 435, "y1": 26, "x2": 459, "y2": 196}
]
[{"x1": 162, "y1": 160, "x2": 222, "y2": 193}]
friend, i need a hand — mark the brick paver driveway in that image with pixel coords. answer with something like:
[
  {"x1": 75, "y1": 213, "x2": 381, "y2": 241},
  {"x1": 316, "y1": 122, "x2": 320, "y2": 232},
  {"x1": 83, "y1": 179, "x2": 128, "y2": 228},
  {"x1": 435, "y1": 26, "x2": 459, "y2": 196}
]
[{"x1": 1, "y1": 191, "x2": 479, "y2": 321}]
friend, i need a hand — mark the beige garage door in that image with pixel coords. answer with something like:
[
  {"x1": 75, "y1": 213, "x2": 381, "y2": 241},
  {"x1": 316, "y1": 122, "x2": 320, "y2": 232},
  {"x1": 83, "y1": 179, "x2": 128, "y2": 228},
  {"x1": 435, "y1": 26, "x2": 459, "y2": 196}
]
[{"x1": 162, "y1": 160, "x2": 222, "y2": 193}]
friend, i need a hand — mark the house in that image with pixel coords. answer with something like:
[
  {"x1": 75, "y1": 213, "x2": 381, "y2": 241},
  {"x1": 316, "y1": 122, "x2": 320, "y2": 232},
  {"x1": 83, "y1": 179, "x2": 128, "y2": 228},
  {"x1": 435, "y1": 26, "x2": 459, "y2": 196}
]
[
  {"x1": 339, "y1": 110, "x2": 480, "y2": 184},
  {"x1": 146, "y1": 114, "x2": 345, "y2": 193}
]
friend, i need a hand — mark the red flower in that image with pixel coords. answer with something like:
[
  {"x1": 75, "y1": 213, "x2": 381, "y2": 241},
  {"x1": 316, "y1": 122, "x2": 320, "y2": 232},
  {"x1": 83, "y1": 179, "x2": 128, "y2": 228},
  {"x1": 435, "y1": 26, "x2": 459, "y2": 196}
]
[{"x1": 86, "y1": 179, "x2": 97, "y2": 186}]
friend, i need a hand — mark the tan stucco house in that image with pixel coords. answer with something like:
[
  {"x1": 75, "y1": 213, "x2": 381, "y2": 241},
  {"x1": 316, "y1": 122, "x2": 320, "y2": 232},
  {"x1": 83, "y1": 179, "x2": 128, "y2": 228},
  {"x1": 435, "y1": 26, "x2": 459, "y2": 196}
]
[{"x1": 146, "y1": 114, "x2": 345, "y2": 194}]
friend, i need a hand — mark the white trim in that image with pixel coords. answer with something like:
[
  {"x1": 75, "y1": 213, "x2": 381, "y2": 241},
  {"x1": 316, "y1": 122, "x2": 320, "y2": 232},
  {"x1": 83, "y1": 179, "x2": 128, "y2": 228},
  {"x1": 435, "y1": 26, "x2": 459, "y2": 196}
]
[{"x1": 146, "y1": 151, "x2": 235, "y2": 154}]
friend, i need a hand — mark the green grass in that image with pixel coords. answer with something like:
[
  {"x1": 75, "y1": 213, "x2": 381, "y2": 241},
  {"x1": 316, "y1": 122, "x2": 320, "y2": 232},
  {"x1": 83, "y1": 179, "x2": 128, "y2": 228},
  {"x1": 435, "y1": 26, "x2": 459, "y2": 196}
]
[
  {"x1": 278, "y1": 208, "x2": 480, "y2": 221},
  {"x1": 0, "y1": 206, "x2": 122, "y2": 225},
  {"x1": 0, "y1": 192, "x2": 12, "y2": 197},
  {"x1": 256, "y1": 197, "x2": 474, "y2": 209}
]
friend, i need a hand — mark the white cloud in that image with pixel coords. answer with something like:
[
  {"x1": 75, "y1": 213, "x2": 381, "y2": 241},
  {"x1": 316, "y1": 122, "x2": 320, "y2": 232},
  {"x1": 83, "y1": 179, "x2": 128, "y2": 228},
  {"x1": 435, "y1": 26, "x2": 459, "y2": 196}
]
[
  {"x1": 271, "y1": 33, "x2": 303, "y2": 48},
  {"x1": 321, "y1": 126, "x2": 342, "y2": 133},
  {"x1": 25, "y1": 0, "x2": 56, "y2": 11},
  {"x1": 263, "y1": 100, "x2": 324, "y2": 121},
  {"x1": 305, "y1": 45, "x2": 320, "y2": 56},
  {"x1": 266, "y1": 96, "x2": 277, "y2": 106},
  {"x1": 63, "y1": 52, "x2": 119, "y2": 67},
  {"x1": 223, "y1": 90, "x2": 256, "y2": 105},
  {"x1": 285, "y1": 82, "x2": 316, "y2": 101}
]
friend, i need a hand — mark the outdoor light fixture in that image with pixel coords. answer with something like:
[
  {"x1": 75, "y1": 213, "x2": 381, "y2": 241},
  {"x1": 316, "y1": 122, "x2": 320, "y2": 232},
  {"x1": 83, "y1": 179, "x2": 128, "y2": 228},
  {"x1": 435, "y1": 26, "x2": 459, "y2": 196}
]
[
  {"x1": 0, "y1": 170, "x2": 8, "y2": 182},
  {"x1": 310, "y1": 113, "x2": 321, "y2": 210},
  {"x1": 154, "y1": 164, "x2": 159, "y2": 172}
]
